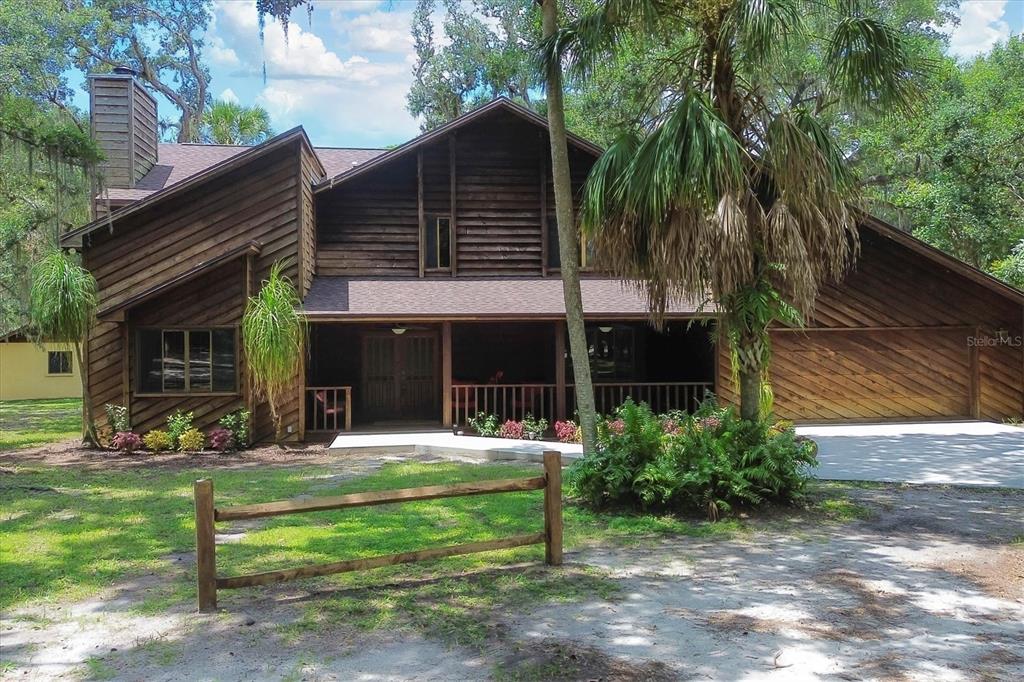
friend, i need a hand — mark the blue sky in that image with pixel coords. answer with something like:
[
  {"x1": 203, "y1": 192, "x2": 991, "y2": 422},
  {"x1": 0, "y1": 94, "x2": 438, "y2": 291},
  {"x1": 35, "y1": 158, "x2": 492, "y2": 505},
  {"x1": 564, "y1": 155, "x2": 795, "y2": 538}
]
[{"x1": 70, "y1": 0, "x2": 1024, "y2": 149}]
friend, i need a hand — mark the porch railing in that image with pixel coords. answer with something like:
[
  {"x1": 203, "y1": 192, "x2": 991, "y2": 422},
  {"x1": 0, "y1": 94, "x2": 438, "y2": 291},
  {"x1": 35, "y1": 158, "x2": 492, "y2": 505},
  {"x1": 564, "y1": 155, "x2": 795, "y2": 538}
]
[
  {"x1": 452, "y1": 384, "x2": 559, "y2": 426},
  {"x1": 452, "y1": 381, "x2": 715, "y2": 426},
  {"x1": 306, "y1": 386, "x2": 352, "y2": 432},
  {"x1": 574, "y1": 381, "x2": 715, "y2": 416}
]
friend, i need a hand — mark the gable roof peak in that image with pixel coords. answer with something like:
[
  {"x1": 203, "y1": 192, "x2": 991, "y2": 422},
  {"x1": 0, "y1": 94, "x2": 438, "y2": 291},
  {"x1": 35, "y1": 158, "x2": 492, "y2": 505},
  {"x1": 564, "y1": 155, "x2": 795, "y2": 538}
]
[{"x1": 313, "y1": 96, "x2": 604, "y2": 193}]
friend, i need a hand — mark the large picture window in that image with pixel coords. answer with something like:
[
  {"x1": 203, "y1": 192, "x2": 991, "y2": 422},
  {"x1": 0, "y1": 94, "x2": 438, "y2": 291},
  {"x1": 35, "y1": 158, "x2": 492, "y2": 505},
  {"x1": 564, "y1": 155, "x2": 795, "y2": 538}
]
[{"x1": 137, "y1": 328, "x2": 237, "y2": 394}]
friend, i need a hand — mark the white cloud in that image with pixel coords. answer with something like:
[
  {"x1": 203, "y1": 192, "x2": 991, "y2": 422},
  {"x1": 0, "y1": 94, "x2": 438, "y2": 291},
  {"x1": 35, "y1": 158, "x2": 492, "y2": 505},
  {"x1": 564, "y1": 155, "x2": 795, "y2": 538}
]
[
  {"x1": 218, "y1": 88, "x2": 239, "y2": 104},
  {"x1": 207, "y1": 34, "x2": 240, "y2": 67},
  {"x1": 332, "y1": 9, "x2": 415, "y2": 54},
  {"x1": 947, "y1": 0, "x2": 1010, "y2": 57}
]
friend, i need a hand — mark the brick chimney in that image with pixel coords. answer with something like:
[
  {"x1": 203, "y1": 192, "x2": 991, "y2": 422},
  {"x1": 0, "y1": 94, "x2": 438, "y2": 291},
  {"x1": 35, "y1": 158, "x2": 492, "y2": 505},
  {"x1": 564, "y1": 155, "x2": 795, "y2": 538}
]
[{"x1": 88, "y1": 67, "x2": 159, "y2": 189}]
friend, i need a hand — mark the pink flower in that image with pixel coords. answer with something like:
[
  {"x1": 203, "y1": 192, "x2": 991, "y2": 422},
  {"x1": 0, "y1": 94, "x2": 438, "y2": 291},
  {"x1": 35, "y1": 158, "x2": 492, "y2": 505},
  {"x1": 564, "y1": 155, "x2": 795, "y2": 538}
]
[
  {"x1": 554, "y1": 420, "x2": 582, "y2": 443},
  {"x1": 606, "y1": 419, "x2": 625, "y2": 435},
  {"x1": 500, "y1": 420, "x2": 525, "y2": 439}
]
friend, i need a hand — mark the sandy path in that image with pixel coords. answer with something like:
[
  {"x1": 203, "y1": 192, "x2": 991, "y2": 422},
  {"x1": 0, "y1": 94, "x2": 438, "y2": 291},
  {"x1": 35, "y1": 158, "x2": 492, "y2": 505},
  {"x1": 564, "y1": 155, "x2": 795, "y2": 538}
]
[{"x1": 2, "y1": 471, "x2": 1022, "y2": 680}]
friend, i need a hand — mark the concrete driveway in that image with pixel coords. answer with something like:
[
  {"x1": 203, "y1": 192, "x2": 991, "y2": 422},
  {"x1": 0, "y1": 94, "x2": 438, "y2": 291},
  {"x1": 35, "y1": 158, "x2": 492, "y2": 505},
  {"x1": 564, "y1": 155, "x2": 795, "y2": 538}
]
[{"x1": 797, "y1": 421, "x2": 1024, "y2": 488}]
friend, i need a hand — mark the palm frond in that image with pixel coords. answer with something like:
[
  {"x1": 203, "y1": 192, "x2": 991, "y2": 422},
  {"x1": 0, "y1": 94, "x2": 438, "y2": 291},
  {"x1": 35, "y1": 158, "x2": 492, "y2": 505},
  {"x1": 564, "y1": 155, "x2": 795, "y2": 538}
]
[
  {"x1": 537, "y1": 0, "x2": 666, "y2": 83},
  {"x1": 29, "y1": 250, "x2": 97, "y2": 343},
  {"x1": 825, "y1": 6, "x2": 924, "y2": 114},
  {"x1": 730, "y1": 0, "x2": 804, "y2": 68}
]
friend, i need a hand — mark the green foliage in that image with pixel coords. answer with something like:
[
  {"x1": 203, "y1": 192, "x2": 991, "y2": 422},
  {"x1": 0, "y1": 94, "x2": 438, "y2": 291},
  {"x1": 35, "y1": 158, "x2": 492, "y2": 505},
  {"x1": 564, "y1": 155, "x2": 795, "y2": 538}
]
[
  {"x1": 242, "y1": 261, "x2": 306, "y2": 443},
  {"x1": 467, "y1": 412, "x2": 501, "y2": 437},
  {"x1": 408, "y1": 0, "x2": 541, "y2": 131},
  {"x1": 75, "y1": 0, "x2": 213, "y2": 142},
  {"x1": 218, "y1": 409, "x2": 251, "y2": 448},
  {"x1": 568, "y1": 398, "x2": 818, "y2": 520},
  {"x1": 852, "y1": 36, "x2": 1024, "y2": 279},
  {"x1": 165, "y1": 411, "x2": 194, "y2": 448},
  {"x1": 201, "y1": 100, "x2": 275, "y2": 145},
  {"x1": 176, "y1": 428, "x2": 205, "y2": 452},
  {"x1": 104, "y1": 404, "x2": 130, "y2": 434},
  {"x1": 27, "y1": 251, "x2": 96, "y2": 343},
  {"x1": 522, "y1": 414, "x2": 549, "y2": 440},
  {"x1": 142, "y1": 429, "x2": 172, "y2": 452}
]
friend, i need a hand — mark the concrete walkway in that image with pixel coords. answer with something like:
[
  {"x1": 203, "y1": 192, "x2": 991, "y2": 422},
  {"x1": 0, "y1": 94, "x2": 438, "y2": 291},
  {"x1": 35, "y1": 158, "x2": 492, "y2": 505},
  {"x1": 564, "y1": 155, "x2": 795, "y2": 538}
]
[
  {"x1": 798, "y1": 421, "x2": 1024, "y2": 488},
  {"x1": 330, "y1": 421, "x2": 1024, "y2": 488},
  {"x1": 328, "y1": 430, "x2": 583, "y2": 463}
]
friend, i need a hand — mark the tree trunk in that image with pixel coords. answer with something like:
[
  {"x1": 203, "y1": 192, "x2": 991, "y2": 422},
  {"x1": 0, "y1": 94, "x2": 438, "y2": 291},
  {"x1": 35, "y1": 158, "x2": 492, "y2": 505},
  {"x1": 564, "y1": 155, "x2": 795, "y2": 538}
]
[
  {"x1": 73, "y1": 340, "x2": 99, "y2": 446},
  {"x1": 738, "y1": 365, "x2": 761, "y2": 421},
  {"x1": 541, "y1": 0, "x2": 598, "y2": 453}
]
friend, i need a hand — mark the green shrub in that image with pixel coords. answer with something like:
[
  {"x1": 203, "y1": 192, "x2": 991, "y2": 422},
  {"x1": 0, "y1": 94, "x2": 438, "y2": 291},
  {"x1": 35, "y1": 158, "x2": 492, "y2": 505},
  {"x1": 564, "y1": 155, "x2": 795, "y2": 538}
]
[
  {"x1": 218, "y1": 409, "x2": 251, "y2": 448},
  {"x1": 467, "y1": 412, "x2": 500, "y2": 437},
  {"x1": 142, "y1": 430, "x2": 172, "y2": 452},
  {"x1": 166, "y1": 411, "x2": 194, "y2": 448},
  {"x1": 177, "y1": 428, "x2": 205, "y2": 452},
  {"x1": 104, "y1": 404, "x2": 130, "y2": 434},
  {"x1": 567, "y1": 398, "x2": 818, "y2": 520}
]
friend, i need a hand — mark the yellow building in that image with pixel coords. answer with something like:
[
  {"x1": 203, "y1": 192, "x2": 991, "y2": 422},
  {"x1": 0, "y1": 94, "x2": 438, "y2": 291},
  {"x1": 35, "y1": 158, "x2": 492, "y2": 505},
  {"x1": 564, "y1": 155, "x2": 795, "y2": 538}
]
[{"x1": 0, "y1": 332, "x2": 82, "y2": 401}]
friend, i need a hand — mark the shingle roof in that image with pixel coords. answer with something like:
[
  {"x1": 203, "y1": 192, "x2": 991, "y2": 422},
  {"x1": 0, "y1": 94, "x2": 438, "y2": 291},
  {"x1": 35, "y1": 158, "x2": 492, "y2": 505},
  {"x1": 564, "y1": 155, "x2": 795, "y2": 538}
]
[
  {"x1": 101, "y1": 143, "x2": 385, "y2": 202},
  {"x1": 303, "y1": 277, "x2": 705, "y2": 318}
]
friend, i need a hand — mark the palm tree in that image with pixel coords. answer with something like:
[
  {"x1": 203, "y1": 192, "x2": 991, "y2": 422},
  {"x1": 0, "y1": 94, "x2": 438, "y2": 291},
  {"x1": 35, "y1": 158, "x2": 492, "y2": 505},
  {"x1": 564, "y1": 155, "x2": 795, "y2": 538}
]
[
  {"x1": 201, "y1": 100, "x2": 275, "y2": 145},
  {"x1": 29, "y1": 250, "x2": 100, "y2": 445},
  {"x1": 539, "y1": 0, "x2": 598, "y2": 452},
  {"x1": 545, "y1": 0, "x2": 923, "y2": 420},
  {"x1": 242, "y1": 261, "x2": 305, "y2": 444}
]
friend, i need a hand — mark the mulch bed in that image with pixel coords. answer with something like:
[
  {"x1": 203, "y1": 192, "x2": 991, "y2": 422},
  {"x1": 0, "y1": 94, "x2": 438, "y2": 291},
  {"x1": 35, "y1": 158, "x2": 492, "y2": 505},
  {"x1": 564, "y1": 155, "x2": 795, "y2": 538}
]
[{"x1": 0, "y1": 439, "x2": 349, "y2": 471}]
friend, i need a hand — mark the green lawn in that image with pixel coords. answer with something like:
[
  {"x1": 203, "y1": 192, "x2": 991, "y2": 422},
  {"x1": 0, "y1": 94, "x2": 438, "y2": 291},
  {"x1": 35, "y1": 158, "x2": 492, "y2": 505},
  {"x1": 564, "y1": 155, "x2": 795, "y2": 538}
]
[{"x1": 0, "y1": 398, "x2": 83, "y2": 450}]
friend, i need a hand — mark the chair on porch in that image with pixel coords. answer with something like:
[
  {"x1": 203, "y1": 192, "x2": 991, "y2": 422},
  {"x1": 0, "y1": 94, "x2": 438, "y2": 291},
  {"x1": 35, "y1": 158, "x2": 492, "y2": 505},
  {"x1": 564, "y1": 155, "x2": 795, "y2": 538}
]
[{"x1": 313, "y1": 389, "x2": 348, "y2": 431}]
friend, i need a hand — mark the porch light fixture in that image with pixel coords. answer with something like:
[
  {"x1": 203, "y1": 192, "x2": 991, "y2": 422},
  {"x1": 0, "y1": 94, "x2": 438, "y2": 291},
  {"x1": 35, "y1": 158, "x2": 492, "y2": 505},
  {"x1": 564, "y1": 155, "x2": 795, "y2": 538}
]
[
  {"x1": 598, "y1": 326, "x2": 613, "y2": 333},
  {"x1": 391, "y1": 326, "x2": 407, "y2": 335}
]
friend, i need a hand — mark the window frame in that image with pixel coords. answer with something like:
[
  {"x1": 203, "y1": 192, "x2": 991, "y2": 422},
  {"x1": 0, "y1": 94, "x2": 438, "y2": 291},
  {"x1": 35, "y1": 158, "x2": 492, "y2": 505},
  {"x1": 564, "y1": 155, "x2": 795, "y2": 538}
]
[
  {"x1": 424, "y1": 214, "x2": 453, "y2": 272},
  {"x1": 46, "y1": 350, "x2": 73, "y2": 376},
  {"x1": 134, "y1": 325, "x2": 240, "y2": 397}
]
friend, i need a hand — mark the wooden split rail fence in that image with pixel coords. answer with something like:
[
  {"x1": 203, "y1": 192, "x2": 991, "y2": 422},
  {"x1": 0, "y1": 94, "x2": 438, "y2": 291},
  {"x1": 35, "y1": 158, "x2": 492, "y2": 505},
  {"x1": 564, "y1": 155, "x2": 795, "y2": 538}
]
[{"x1": 194, "y1": 451, "x2": 563, "y2": 612}]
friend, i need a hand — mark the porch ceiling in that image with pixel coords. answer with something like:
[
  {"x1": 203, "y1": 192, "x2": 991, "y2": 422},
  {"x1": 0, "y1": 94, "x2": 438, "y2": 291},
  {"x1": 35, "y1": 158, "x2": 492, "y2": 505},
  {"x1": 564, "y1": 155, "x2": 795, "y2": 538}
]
[{"x1": 303, "y1": 277, "x2": 706, "y2": 319}]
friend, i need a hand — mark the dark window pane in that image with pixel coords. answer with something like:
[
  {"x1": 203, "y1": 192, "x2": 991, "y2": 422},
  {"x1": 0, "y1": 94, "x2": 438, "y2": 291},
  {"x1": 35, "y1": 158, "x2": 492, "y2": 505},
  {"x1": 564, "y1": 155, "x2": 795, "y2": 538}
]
[
  {"x1": 163, "y1": 331, "x2": 185, "y2": 391},
  {"x1": 47, "y1": 351, "x2": 71, "y2": 374},
  {"x1": 437, "y1": 217, "x2": 451, "y2": 269},
  {"x1": 138, "y1": 330, "x2": 163, "y2": 392},
  {"x1": 424, "y1": 215, "x2": 438, "y2": 268},
  {"x1": 547, "y1": 219, "x2": 561, "y2": 268},
  {"x1": 212, "y1": 329, "x2": 236, "y2": 392},
  {"x1": 189, "y1": 330, "x2": 212, "y2": 392}
]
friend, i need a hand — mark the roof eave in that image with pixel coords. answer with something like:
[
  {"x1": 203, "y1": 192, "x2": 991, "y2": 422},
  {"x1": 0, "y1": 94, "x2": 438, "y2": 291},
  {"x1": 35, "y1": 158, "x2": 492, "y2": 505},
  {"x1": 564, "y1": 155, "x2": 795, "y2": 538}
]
[
  {"x1": 312, "y1": 97, "x2": 604, "y2": 194},
  {"x1": 61, "y1": 127, "x2": 317, "y2": 249}
]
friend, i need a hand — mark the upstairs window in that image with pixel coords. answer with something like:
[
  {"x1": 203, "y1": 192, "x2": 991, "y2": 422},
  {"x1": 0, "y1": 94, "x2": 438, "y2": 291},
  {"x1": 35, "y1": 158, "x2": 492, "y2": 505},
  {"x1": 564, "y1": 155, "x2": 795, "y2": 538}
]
[
  {"x1": 47, "y1": 350, "x2": 72, "y2": 375},
  {"x1": 137, "y1": 328, "x2": 237, "y2": 394},
  {"x1": 547, "y1": 219, "x2": 594, "y2": 270},
  {"x1": 424, "y1": 215, "x2": 452, "y2": 270}
]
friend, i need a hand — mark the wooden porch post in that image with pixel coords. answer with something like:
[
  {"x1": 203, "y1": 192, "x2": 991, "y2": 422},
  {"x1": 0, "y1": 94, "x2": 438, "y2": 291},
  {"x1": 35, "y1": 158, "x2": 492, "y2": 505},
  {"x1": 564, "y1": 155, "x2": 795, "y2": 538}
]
[
  {"x1": 968, "y1": 326, "x2": 981, "y2": 419},
  {"x1": 417, "y1": 150, "x2": 425, "y2": 278},
  {"x1": 442, "y1": 321, "x2": 453, "y2": 426},
  {"x1": 555, "y1": 322, "x2": 566, "y2": 421}
]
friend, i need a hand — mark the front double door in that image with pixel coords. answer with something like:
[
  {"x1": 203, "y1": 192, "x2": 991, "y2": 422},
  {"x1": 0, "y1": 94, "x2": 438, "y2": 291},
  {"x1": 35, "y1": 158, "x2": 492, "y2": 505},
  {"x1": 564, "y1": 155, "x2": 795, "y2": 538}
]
[{"x1": 361, "y1": 331, "x2": 439, "y2": 422}]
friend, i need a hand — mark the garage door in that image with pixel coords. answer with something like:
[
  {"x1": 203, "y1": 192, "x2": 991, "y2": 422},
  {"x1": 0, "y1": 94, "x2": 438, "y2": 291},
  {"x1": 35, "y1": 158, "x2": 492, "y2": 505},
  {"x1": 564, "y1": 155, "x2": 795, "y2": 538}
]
[{"x1": 769, "y1": 329, "x2": 972, "y2": 421}]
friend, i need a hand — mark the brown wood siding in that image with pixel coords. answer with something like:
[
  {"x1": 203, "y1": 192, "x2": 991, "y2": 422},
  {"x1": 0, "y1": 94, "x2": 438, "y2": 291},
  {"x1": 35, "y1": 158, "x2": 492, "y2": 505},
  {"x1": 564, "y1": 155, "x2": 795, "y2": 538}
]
[
  {"x1": 717, "y1": 225, "x2": 1023, "y2": 421},
  {"x1": 454, "y1": 115, "x2": 542, "y2": 274},
  {"x1": 126, "y1": 260, "x2": 247, "y2": 435},
  {"x1": 91, "y1": 78, "x2": 133, "y2": 189},
  {"x1": 298, "y1": 144, "x2": 320, "y2": 296},
  {"x1": 316, "y1": 155, "x2": 419, "y2": 276},
  {"x1": 131, "y1": 81, "x2": 158, "y2": 183},
  {"x1": 84, "y1": 141, "x2": 309, "y2": 442}
]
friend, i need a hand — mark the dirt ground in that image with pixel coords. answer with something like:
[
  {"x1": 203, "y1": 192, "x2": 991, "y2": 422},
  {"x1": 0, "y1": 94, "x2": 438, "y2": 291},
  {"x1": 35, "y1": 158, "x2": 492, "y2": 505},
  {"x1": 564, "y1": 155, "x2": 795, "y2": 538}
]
[{"x1": 2, "y1": 443, "x2": 1022, "y2": 681}]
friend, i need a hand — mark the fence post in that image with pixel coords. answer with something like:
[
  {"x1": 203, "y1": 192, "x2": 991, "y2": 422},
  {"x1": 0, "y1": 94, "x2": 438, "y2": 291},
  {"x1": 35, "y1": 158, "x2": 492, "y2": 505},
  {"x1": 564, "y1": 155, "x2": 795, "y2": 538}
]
[
  {"x1": 543, "y1": 451, "x2": 563, "y2": 566},
  {"x1": 194, "y1": 479, "x2": 217, "y2": 612}
]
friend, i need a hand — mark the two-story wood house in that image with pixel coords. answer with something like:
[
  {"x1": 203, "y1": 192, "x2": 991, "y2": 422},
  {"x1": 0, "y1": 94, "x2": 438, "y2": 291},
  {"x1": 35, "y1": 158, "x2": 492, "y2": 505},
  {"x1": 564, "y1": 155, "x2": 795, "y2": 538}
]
[{"x1": 61, "y1": 71, "x2": 1024, "y2": 442}]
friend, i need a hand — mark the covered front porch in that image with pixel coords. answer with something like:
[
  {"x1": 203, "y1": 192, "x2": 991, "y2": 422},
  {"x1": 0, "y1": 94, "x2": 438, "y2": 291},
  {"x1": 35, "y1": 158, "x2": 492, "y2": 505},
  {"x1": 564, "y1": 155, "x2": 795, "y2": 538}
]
[{"x1": 303, "y1": 319, "x2": 717, "y2": 436}]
